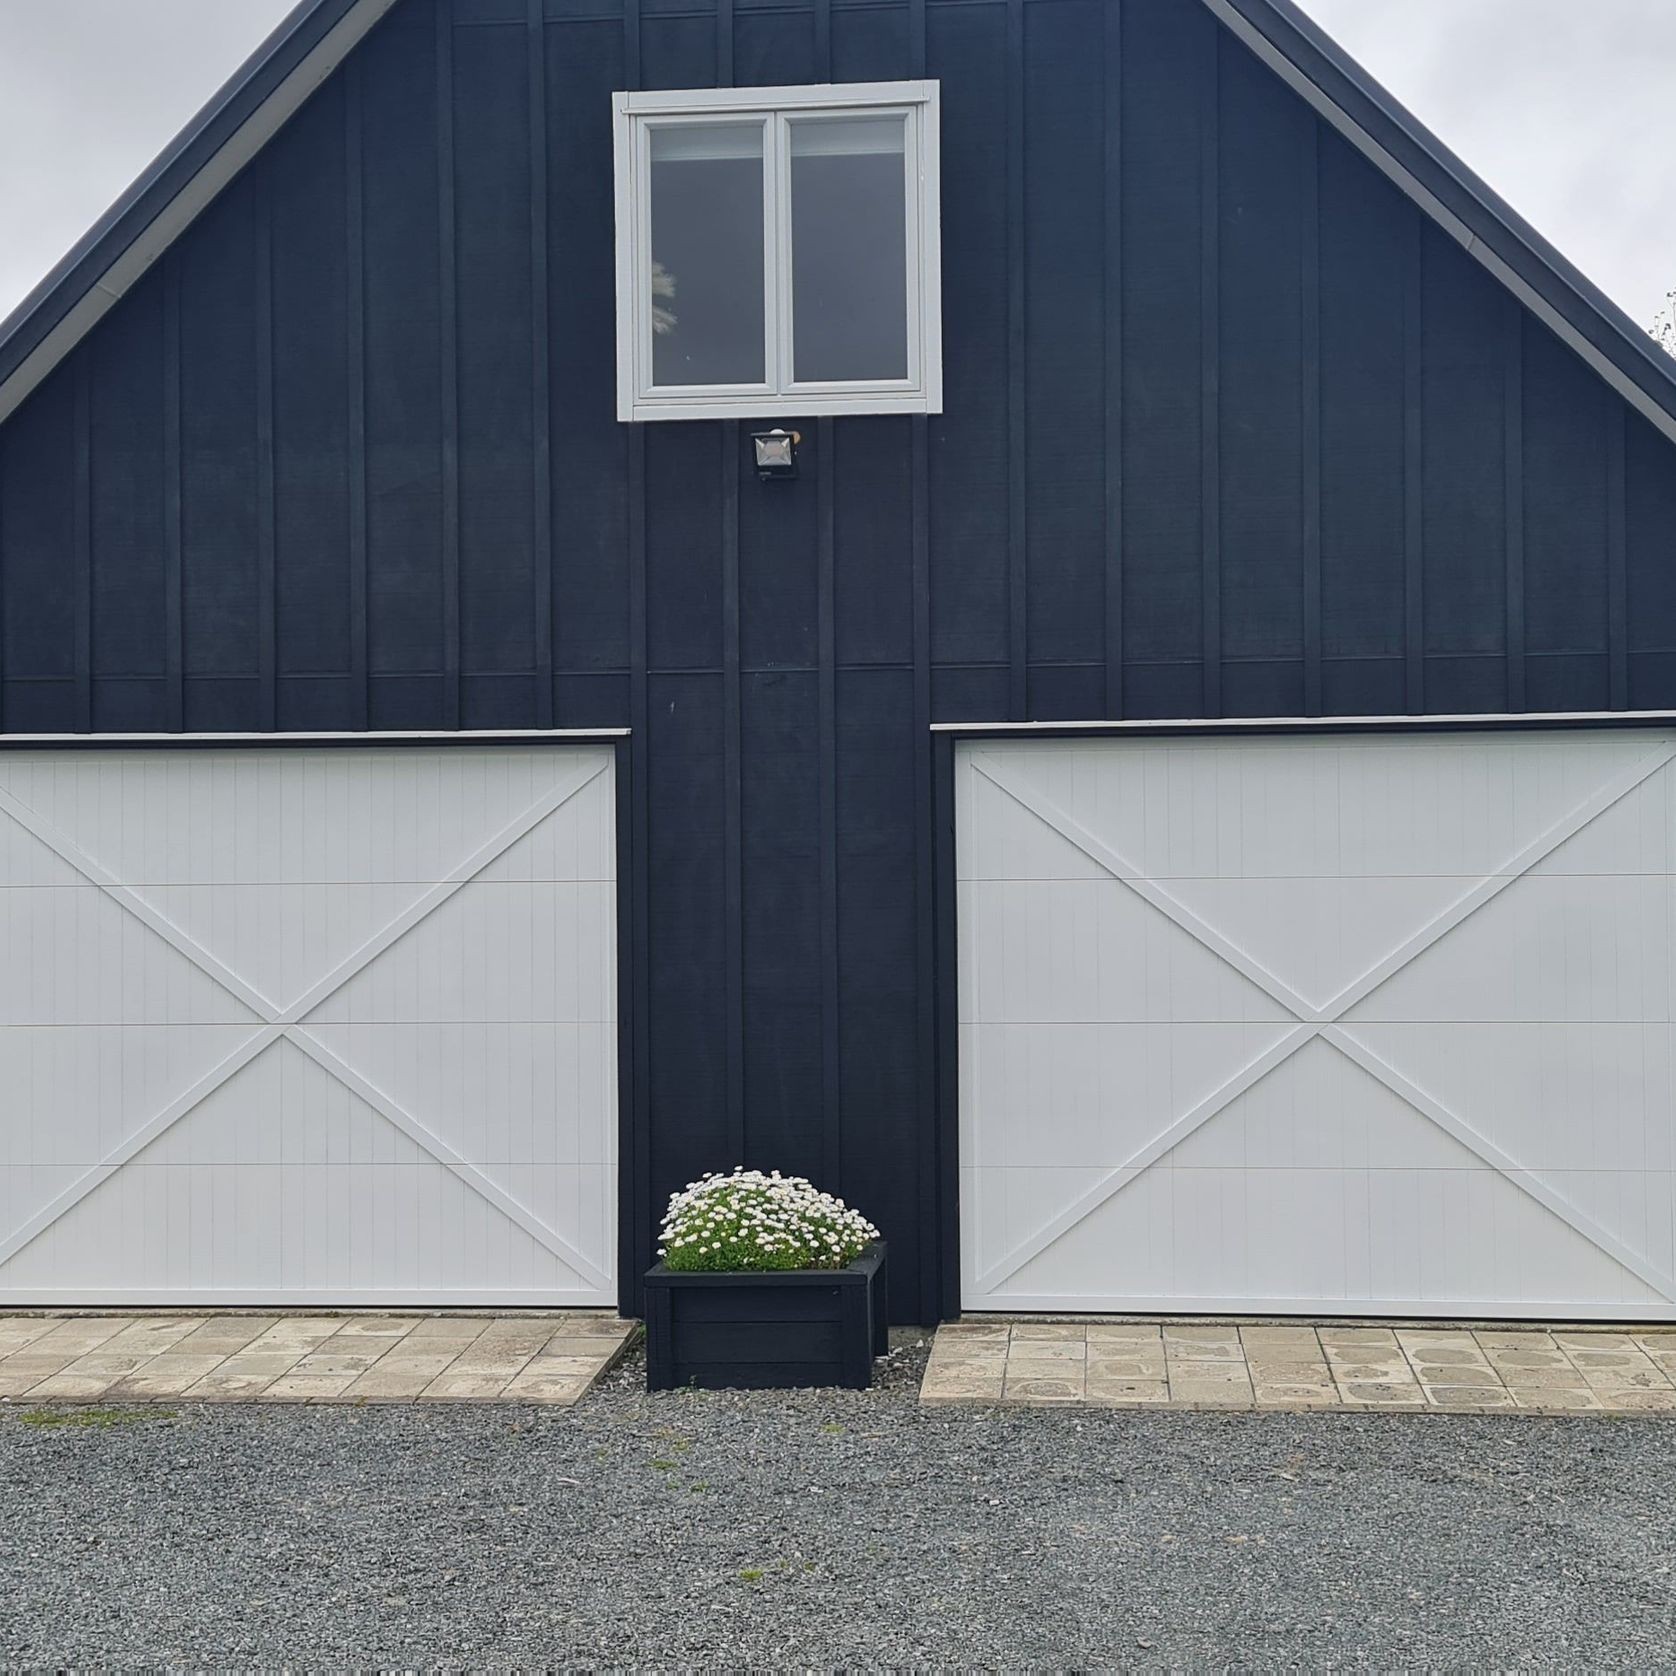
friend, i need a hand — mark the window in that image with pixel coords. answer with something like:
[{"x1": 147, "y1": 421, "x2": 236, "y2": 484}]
[{"x1": 612, "y1": 81, "x2": 942, "y2": 422}]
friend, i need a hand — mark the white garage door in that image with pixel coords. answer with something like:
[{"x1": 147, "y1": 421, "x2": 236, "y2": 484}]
[
  {"x1": 0, "y1": 742, "x2": 617, "y2": 1306},
  {"x1": 958, "y1": 729, "x2": 1676, "y2": 1321}
]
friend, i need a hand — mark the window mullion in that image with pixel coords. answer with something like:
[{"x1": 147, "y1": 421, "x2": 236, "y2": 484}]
[{"x1": 770, "y1": 111, "x2": 795, "y2": 397}]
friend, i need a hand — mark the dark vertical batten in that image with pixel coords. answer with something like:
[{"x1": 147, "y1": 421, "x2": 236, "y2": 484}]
[
  {"x1": 1402, "y1": 210, "x2": 1424, "y2": 713},
  {"x1": 529, "y1": 0, "x2": 554, "y2": 728},
  {"x1": 816, "y1": 419, "x2": 840, "y2": 1190},
  {"x1": 1199, "y1": 21, "x2": 1220, "y2": 716},
  {"x1": 1102, "y1": 0, "x2": 1123, "y2": 718},
  {"x1": 345, "y1": 55, "x2": 370, "y2": 730},
  {"x1": 910, "y1": 0, "x2": 936, "y2": 1323},
  {"x1": 1608, "y1": 402, "x2": 1629, "y2": 709},
  {"x1": 436, "y1": 0, "x2": 461, "y2": 730},
  {"x1": 162, "y1": 256, "x2": 184, "y2": 732},
  {"x1": 255, "y1": 168, "x2": 278, "y2": 731},
  {"x1": 1005, "y1": 0, "x2": 1026, "y2": 719},
  {"x1": 1300, "y1": 120, "x2": 1322, "y2": 717},
  {"x1": 1504, "y1": 298, "x2": 1526, "y2": 711},
  {"x1": 721, "y1": 424, "x2": 745, "y2": 1165},
  {"x1": 624, "y1": 0, "x2": 653, "y2": 1317},
  {"x1": 71, "y1": 353, "x2": 92, "y2": 733}
]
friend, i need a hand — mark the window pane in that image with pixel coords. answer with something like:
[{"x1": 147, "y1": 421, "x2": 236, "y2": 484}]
[
  {"x1": 790, "y1": 115, "x2": 909, "y2": 384},
  {"x1": 649, "y1": 123, "x2": 765, "y2": 387}
]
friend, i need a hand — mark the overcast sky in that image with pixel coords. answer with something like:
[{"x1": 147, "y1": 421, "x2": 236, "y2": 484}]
[{"x1": 0, "y1": 0, "x2": 1672, "y2": 330}]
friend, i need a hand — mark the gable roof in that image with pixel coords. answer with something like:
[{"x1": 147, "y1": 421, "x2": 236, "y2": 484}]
[
  {"x1": 1, "y1": 0, "x2": 1674, "y2": 443},
  {"x1": 0, "y1": 0, "x2": 401, "y2": 428}
]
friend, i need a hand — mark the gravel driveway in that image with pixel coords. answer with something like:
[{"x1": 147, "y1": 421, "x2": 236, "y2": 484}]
[{"x1": 3, "y1": 1331, "x2": 1675, "y2": 1669}]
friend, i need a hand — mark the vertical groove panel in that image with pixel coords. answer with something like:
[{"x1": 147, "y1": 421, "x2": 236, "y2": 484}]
[
  {"x1": 1608, "y1": 403, "x2": 1629, "y2": 709},
  {"x1": 718, "y1": 0, "x2": 733, "y2": 84},
  {"x1": 1005, "y1": 0, "x2": 1026, "y2": 719},
  {"x1": 346, "y1": 57, "x2": 370, "y2": 729},
  {"x1": 437, "y1": 0, "x2": 462, "y2": 730},
  {"x1": 1102, "y1": 0, "x2": 1123, "y2": 718},
  {"x1": 1403, "y1": 211, "x2": 1424, "y2": 713},
  {"x1": 1300, "y1": 120, "x2": 1322, "y2": 717},
  {"x1": 255, "y1": 168, "x2": 278, "y2": 731},
  {"x1": 1504, "y1": 298, "x2": 1526, "y2": 711},
  {"x1": 1199, "y1": 30, "x2": 1220, "y2": 716},
  {"x1": 72, "y1": 353, "x2": 92, "y2": 733},
  {"x1": 163, "y1": 257, "x2": 184, "y2": 732}
]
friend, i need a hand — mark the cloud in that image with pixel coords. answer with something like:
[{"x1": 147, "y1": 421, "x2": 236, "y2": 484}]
[
  {"x1": 1295, "y1": 0, "x2": 1676, "y2": 325},
  {"x1": 0, "y1": 0, "x2": 1671, "y2": 330}
]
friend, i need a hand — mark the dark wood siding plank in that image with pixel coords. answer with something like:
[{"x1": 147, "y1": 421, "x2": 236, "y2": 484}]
[
  {"x1": 1022, "y1": 0, "x2": 1105, "y2": 718},
  {"x1": 363, "y1": 6, "x2": 446, "y2": 728},
  {"x1": 179, "y1": 181, "x2": 261, "y2": 729},
  {"x1": 1420, "y1": 223, "x2": 1506, "y2": 714},
  {"x1": 1102, "y1": 0, "x2": 1123, "y2": 717},
  {"x1": 925, "y1": 0, "x2": 1008, "y2": 687},
  {"x1": 88, "y1": 274, "x2": 168, "y2": 731},
  {"x1": 529, "y1": 0, "x2": 555, "y2": 726},
  {"x1": 1120, "y1": 0, "x2": 1208, "y2": 719},
  {"x1": 437, "y1": 0, "x2": 462, "y2": 729},
  {"x1": 1217, "y1": 30, "x2": 1306, "y2": 719},
  {"x1": 454, "y1": 8, "x2": 538, "y2": 726},
  {"x1": 1524, "y1": 317, "x2": 1610, "y2": 712}
]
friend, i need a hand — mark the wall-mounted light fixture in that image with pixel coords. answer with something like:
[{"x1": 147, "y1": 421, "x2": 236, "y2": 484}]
[{"x1": 751, "y1": 428, "x2": 801, "y2": 481}]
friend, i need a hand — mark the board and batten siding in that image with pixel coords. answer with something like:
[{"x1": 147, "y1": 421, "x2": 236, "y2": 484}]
[{"x1": 1, "y1": 0, "x2": 1675, "y2": 1319}]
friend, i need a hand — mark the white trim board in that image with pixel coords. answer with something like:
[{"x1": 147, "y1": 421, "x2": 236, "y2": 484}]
[
  {"x1": 0, "y1": 729, "x2": 629, "y2": 747},
  {"x1": 933, "y1": 710, "x2": 1676, "y2": 734}
]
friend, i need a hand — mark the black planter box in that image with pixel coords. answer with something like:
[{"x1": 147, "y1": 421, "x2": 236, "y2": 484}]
[{"x1": 644, "y1": 1242, "x2": 888, "y2": 1391}]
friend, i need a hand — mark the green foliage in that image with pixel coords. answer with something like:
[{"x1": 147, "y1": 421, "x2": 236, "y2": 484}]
[{"x1": 18, "y1": 1407, "x2": 173, "y2": 1429}]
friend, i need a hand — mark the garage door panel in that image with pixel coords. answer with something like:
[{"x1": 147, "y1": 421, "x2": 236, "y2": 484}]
[
  {"x1": 976, "y1": 1161, "x2": 1668, "y2": 1316},
  {"x1": 0, "y1": 744, "x2": 618, "y2": 1306},
  {"x1": 302, "y1": 1022, "x2": 618, "y2": 1168},
  {"x1": 959, "y1": 763, "x2": 1111, "y2": 882},
  {"x1": 1342, "y1": 873, "x2": 1673, "y2": 1024},
  {"x1": 0, "y1": 748, "x2": 611, "y2": 887},
  {"x1": 963, "y1": 1020, "x2": 1300, "y2": 1171},
  {"x1": 474, "y1": 768, "x2": 617, "y2": 885},
  {"x1": 959, "y1": 880, "x2": 1299, "y2": 1026},
  {"x1": 977, "y1": 735, "x2": 1672, "y2": 882},
  {"x1": 119, "y1": 882, "x2": 439, "y2": 1016},
  {"x1": 303, "y1": 880, "x2": 616, "y2": 1026},
  {"x1": 1155, "y1": 876, "x2": 1485, "y2": 1013},
  {"x1": 0, "y1": 1024, "x2": 263, "y2": 1168},
  {"x1": 0, "y1": 1161, "x2": 600, "y2": 1301},
  {"x1": 0, "y1": 889, "x2": 256, "y2": 1026},
  {"x1": 959, "y1": 731, "x2": 1676, "y2": 1320},
  {"x1": 1344, "y1": 1022, "x2": 1675, "y2": 1174}
]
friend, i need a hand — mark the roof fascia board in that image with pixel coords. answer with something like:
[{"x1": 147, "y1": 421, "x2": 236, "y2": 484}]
[
  {"x1": 1201, "y1": 0, "x2": 1676, "y2": 449},
  {"x1": 0, "y1": 0, "x2": 402, "y2": 428}
]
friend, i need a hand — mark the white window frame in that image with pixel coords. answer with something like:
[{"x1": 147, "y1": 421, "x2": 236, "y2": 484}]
[{"x1": 612, "y1": 80, "x2": 942, "y2": 423}]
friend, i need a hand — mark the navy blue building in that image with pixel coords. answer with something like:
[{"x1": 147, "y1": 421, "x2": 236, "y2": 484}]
[{"x1": 2, "y1": 0, "x2": 1676, "y2": 1324}]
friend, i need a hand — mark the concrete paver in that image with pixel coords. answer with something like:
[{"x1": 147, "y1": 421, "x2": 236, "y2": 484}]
[
  {"x1": 0, "y1": 1313, "x2": 635, "y2": 1407},
  {"x1": 921, "y1": 1321, "x2": 1676, "y2": 1414}
]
